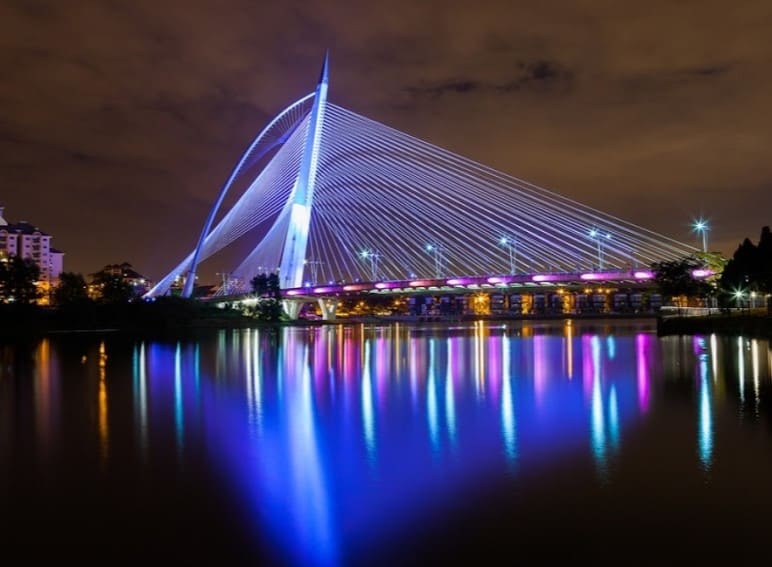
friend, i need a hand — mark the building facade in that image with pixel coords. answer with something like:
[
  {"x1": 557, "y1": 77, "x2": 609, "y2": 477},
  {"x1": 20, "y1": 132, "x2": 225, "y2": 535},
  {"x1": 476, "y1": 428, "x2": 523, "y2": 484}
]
[{"x1": 0, "y1": 206, "x2": 64, "y2": 287}]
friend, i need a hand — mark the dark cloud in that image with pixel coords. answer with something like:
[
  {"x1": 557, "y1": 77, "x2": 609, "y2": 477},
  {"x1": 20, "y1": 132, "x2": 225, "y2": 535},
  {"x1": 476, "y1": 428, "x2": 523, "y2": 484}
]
[
  {"x1": 405, "y1": 59, "x2": 571, "y2": 98},
  {"x1": 0, "y1": 0, "x2": 771, "y2": 279},
  {"x1": 406, "y1": 79, "x2": 482, "y2": 99},
  {"x1": 687, "y1": 65, "x2": 732, "y2": 77}
]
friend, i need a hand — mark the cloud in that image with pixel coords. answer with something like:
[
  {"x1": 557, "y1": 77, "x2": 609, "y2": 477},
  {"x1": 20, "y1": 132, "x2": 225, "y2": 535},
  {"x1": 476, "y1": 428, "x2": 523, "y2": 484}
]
[
  {"x1": 404, "y1": 59, "x2": 571, "y2": 99},
  {"x1": 1, "y1": 0, "x2": 771, "y2": 279}
]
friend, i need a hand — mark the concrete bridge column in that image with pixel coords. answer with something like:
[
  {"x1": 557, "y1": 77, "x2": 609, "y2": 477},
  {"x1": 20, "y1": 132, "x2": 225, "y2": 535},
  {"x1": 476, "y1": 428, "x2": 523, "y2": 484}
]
[
  {"x1": 318, "y1": 298, "x2": 340, "y2": 321},
  {"x1": 283, "y1": 299, "x2": 305, "y2": 320}
]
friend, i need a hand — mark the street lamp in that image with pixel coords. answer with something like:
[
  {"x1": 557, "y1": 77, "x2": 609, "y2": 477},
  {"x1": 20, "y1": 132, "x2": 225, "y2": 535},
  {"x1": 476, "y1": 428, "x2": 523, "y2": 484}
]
[
  {"x1": 692, "y1": 218, "x2": 709, "y2": 253},
  {"x1": 425, "y1": 243, "x2": 445, "y2": 278},
  {"x1": 499, "y1": 236, "x2": 517, "y2": 275},
  {"x1": 359, "y1": 249, "x2": 380, "y2": 281},
  {"x1": 589, "y1": 229, "x2": 611, "y2": 270},
  {"x1": 732, "y1": 288, "x2": 745, "y2": 311}
]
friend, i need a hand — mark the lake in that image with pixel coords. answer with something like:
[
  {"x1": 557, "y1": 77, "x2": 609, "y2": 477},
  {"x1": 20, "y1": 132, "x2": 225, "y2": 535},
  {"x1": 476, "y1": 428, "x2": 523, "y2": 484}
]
[{"x1": 1, "y1": 319, "x2": 771, "y2": 565}]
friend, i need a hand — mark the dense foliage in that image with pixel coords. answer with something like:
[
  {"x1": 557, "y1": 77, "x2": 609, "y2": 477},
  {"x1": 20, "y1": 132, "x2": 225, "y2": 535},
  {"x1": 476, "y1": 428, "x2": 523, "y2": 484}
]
[
  {"x1": 0, "y1": 255, "x2": 40, "y2": 304},
  {"x1": 249, "y1": 272, "x2": 284, "y2": 321},
  {"x1": 720, "y1": 226, "x2": 772, "y2": 295},
  {"x1": 91, "y1": 268, "x2": 138, "y2": 303},
  {"x1": 53, "y1": 272, "x2": 90, "y2": 306},
  {"x1": 651, "y1": 255, "x2": 712, "y2": 303}
]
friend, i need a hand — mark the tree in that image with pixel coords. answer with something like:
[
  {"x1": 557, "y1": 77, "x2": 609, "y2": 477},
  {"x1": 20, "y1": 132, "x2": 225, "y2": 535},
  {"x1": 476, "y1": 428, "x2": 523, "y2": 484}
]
[
  {"x1": 250, "y1": 272, "x2": 281, "y2": 299},
  {"x1": 0, "y1": 255, "x2": 40, "y2": 304},
  {"x1": 91, "y1": 269, "x2": 136, "y2": 304},
  {"x1": 651, "y1": 256, "x2": 711, "y2": 307},
  {"x1": 53, "y1": 272, "x2": 90, "y2": 306},
  {"x1": 720, "y1": 226, "x2": 772, "y2": 292},
  {"x1": 720, "y1": 226, "x2": 772, "y2": 311},
  {"x1": 248, "y1": 272, "x2": 283, "y2": 321}
]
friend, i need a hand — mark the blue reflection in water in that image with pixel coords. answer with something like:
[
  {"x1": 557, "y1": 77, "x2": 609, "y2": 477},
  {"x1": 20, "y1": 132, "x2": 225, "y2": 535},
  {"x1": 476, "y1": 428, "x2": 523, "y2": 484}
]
[
  {"x1": 607, "y1": 335, "x2": 616, "y2": 360},
  {"x1": 362, "y1": 339, "x2": 376, "y2": 463},
  {"x1": 501, "y1": 334, "x2": 517, "y2": 463},
  {"x1": 132, "y1": 345, "x2": 146, "y2": 458},
  {"x1": 139, "y1": 323, "x2": 673, "y2": 566},
  {"x1": 174, "y1": 343, "x2": 184, "y2": 456},
  {"x1": 608, "y1": 386, "x2": 620, "y2": 452},
  {"x1": 695, "y1": 337, "x2": 712, "y2": 471},
  {"x1": 427, "y1": 338, "x2": 439, "y2": 454},
  {"x1": 589, "y1": 335, "x2": 608, "y2": 478},
  {"x1": 445, "y1": 337, "x2": 457, "y2": 447}
]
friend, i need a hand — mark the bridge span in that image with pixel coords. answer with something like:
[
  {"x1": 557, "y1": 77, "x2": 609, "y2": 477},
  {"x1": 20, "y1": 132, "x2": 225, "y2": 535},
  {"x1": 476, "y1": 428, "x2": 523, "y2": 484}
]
[
  {"x1": 209, "y1": 268, "x2": 711, "y2": 320},
  {"x1": 147, "y1": 55, "x2": 701, "y2": 319}
]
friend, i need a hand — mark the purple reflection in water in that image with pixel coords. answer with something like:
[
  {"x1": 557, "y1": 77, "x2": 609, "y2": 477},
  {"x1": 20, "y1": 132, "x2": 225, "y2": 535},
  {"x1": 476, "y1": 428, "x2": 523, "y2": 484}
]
[{"x1": 136, "y1": 323, "x2": 651, "y2": 566}]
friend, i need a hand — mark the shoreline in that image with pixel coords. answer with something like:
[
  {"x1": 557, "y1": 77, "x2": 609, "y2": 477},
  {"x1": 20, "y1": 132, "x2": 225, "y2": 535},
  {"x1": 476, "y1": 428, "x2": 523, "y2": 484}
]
[
  {"x1": 656, "y1": 312, "x2": 771, "y2": 339},
  {"x1": 3, "y1": 305, "x2": 769, "y2": 341}
]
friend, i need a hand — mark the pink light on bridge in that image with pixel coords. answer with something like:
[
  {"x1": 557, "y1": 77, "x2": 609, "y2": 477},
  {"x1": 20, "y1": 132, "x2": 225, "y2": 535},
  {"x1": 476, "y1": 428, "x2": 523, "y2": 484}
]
[
  {"x1": 374, "y1": 281, "x2": 403, "y2": 290},
  {"x1": 313, "y1": 286, "x2": 338, "y2": 294},
  {"x1": 447, "y1": 277, "x2": 475, "y2": 285},
  {"x1": 409, "y1": 280, "x2": 433, "y2": 287},
  {"x1": 692, "y1": 269, "x2": 713, "y2": 278},
  {"x1": 532, "y1": 274, "x2": 557, "y2": 282},
  {"x1": 634, "y1": 271, "x2": 654, "y2": 279}
]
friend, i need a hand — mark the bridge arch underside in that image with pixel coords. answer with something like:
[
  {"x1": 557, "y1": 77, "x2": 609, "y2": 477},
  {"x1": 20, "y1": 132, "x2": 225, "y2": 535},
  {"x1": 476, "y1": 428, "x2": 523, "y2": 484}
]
[{"x1": 148, "y1": 88, "x2": 697, "y2": 304}]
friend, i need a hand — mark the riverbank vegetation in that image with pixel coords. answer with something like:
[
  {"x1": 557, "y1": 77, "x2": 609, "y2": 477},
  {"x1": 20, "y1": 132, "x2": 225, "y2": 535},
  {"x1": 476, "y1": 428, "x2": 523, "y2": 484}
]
[{"x1": 653, "y1": 226, "x2": 771, "y2": 338}]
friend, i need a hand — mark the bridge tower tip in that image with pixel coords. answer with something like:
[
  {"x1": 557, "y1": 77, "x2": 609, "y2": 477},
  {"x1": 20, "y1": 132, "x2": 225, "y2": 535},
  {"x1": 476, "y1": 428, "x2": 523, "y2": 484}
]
[{"x1": 319, "y1": 50, "x2": 329, "y2": 85}]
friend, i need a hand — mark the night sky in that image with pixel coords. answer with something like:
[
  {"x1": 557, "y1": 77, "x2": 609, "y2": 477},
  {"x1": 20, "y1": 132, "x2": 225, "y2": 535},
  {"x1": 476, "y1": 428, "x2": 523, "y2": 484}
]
[{"x1": 2, "y1": 0, "x2": 771, "y2": 282}]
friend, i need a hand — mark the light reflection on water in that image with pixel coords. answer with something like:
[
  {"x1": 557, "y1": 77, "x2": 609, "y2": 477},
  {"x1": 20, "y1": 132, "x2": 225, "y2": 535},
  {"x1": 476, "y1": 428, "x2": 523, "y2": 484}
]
[{"x1": 2, "y1": 320, "x2": 772, "y2": 564}]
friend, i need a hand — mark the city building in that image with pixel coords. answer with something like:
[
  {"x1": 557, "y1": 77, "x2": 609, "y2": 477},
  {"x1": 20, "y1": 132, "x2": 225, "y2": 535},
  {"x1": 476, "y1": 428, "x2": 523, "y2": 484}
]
[{"x1": 0, "y1": 206, "x2": 64, "y2": 290}]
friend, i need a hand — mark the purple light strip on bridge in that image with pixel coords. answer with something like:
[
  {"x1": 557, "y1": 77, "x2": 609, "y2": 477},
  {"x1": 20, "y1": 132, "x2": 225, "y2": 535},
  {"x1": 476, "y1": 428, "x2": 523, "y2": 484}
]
[{"x1": 282, "y1": 269, "x2": 670, "y2": 296}]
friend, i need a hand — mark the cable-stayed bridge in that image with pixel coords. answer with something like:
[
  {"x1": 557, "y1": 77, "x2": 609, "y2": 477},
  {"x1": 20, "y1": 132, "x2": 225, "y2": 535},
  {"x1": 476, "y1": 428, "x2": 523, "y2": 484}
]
[{"x1": 146, "y1": 55, "x2": 697, "y2": 317}]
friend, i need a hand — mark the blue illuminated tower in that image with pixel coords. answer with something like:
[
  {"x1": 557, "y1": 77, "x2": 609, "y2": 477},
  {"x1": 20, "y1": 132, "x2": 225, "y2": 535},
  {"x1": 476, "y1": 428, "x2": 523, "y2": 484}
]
[
  {"x1": 180, "y1": 54, "x2": 328, "y2": 298},
  {"x1": 278, "y1": 52, "x2": 329, "y2": 291}
]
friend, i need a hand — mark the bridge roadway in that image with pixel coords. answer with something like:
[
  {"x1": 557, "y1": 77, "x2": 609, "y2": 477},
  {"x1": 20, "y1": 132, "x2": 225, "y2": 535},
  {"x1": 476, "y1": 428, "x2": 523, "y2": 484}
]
[{"x1": 207, "y1": 267, "x2": 707, "y2": 319}]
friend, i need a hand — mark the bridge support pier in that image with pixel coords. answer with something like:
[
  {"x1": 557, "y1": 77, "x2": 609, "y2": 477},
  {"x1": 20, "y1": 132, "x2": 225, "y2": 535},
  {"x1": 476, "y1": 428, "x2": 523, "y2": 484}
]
[
  {"x1": 318, "y1": 298, "x2": 340, "y2": 321},
  {"x1": 282, "y1": 299, "x2": 305, "y2": 320}
]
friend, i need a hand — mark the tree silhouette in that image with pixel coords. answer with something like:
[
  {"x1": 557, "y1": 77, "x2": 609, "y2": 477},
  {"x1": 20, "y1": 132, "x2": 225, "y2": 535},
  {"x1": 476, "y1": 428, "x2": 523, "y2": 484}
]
[
  {"x1": 720, "y1": 226, "x2": 772, "y2": 294},
  {"x1": 651, "y1": 256, "x2": 711, "y2": 307},
  {"x1": 91, "y1": 269, "x2": 136, "y2": 304},
  {"x1": 0, "y1": 255, "x2": 40, "y2": 304},
  {"x1": 53, "y1": 272, "x2": 90, "y2": 306},
  {"x1": 249, "y1": 272, "x2": 283, "y2": 321}
]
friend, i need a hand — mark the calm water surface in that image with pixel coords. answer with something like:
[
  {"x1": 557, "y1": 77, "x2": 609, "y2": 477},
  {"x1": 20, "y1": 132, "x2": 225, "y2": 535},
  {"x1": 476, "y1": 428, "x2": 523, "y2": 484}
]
[{"x1": 2, "y1": 320, "x2": 772, "y2": 565}]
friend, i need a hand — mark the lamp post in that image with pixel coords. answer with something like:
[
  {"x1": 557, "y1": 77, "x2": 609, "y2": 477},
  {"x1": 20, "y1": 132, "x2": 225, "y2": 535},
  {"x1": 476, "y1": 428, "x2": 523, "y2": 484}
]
[
  {"x1": 359, "y1": 250, "x2": 380, "y2": 281},
  {"x1": 589, "y1": 229, "x2": 611, "y2": 270},
  {"x1": 425, "y1": 244, "x2": 445, "y2": 278},
  {"x1": 499, "y1": 236, "x2": 517, "y2": 275},
  {"x1": 733, "y1": 289, "x2": 745, "y2": 311},
  {"x1": 692, "y1": 219, "x2": 709, "y2": 253}
]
